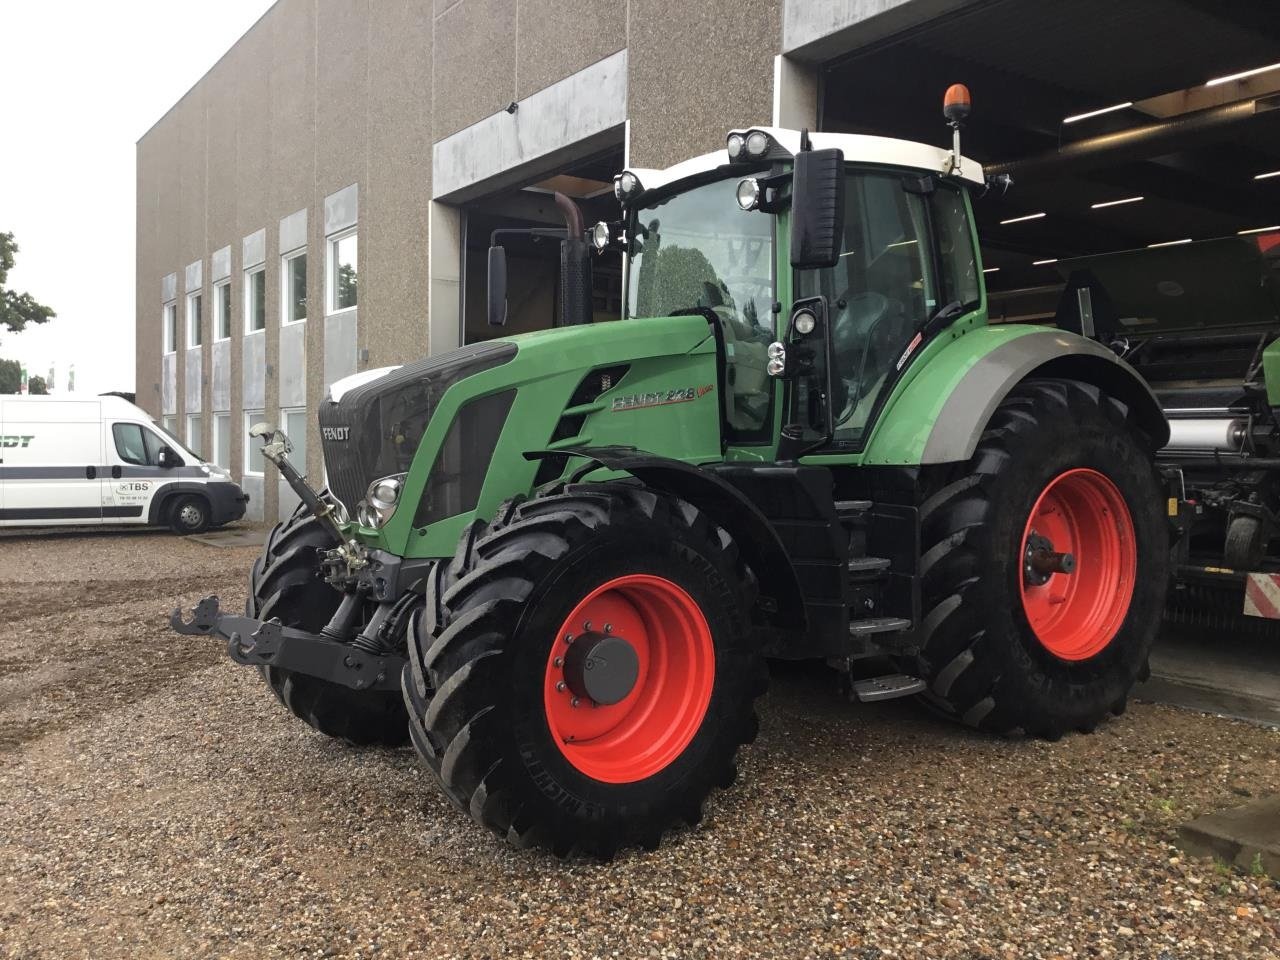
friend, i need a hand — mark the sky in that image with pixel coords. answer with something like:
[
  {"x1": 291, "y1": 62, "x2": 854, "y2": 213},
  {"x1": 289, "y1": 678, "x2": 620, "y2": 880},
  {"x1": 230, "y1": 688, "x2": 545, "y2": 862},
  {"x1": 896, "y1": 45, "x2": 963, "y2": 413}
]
[{"x1": 0, "y1": 0, "x2": 276, "y2": 396}]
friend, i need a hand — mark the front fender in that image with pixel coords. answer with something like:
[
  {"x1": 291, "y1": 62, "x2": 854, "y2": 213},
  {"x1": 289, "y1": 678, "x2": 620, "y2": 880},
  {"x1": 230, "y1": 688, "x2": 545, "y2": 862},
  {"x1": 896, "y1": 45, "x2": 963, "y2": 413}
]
[{"x1": 860, "y1": 325, "x2": 1167, "y2": 466}]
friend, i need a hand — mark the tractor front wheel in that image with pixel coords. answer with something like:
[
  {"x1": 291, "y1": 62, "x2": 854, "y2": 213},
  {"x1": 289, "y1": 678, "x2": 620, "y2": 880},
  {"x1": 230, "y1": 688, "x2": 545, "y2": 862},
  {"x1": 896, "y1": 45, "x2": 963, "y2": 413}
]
[
  {"x1": 909, "y1": 378, "x2": 1168, "y2": 738},
  {"x1": 402, "y1": 484, "x2": 766, "y2": 859}
]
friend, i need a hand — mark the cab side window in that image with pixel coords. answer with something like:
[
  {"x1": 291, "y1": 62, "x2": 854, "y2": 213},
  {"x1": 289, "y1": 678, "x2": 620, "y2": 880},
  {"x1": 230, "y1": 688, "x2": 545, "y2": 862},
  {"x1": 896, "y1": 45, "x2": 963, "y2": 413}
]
[
  {"x1": 113, "y1": 423, "x2": 150, "y2": 465},
  {"x1": 142, "y1": 428, "x2": 171, "y2": 465}
]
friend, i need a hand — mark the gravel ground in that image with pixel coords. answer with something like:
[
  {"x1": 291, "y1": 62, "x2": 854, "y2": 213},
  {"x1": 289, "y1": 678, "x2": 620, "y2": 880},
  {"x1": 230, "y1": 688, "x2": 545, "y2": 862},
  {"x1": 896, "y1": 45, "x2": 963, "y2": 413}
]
[{"x1": 0, "y1": 531, "x2": 1277, "y2": 959}]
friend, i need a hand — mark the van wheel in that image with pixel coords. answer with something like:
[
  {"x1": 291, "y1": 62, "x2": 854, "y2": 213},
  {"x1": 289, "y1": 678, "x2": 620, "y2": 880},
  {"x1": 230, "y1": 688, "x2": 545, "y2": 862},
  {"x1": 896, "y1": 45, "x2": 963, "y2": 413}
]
[{"x1": 169, "y1": 495, "x2": 211, "y2": 535}]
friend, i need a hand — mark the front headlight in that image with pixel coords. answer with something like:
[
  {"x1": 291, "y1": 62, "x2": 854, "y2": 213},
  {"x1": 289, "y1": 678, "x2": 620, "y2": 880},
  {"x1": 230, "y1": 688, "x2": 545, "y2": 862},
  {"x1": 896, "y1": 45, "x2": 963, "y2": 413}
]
[{"x1": 356, "y1": 473, "x2": 406, "y2": 529}]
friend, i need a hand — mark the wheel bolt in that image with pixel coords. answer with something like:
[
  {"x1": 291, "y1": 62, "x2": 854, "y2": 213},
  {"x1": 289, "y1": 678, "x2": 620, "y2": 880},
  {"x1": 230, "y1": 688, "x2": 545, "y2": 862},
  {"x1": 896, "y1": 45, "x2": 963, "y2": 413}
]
[
  {"x1": 583, "y1": 620, "x2": 592, "y2": 631},
  {"x1": 604, "y1": 623, "x2": 613, "y2": 634},
  {"x1": 564, "y1": 634, "x2": 574, "y2": 644},
  {"x1": 556, "y1": 681, "x2": 566, "y2": 692},
  {"x1": 553, "y1": 657, "x2": 563, "y2": 668},
  {"x1": 571, "y1": 697, "x2": 580, "y2": 708}
]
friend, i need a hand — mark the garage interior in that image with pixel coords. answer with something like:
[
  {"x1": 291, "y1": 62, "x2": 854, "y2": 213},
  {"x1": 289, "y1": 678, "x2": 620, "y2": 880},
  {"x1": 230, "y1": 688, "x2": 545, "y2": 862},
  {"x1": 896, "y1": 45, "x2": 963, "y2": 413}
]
[
  {"x1": 818, "y1": 0, "x2": 1280, "y2": 321},
  {"x1": 461, "y1": 148, "x2": 624, "y2": 345}
]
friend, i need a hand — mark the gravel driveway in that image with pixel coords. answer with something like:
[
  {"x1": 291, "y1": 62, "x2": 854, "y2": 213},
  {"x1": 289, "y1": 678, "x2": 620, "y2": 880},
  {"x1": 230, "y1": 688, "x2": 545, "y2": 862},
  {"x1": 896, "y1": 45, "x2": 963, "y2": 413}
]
[{"x1": 0, "y1": 530, "x2": 1276, "y2": 959}]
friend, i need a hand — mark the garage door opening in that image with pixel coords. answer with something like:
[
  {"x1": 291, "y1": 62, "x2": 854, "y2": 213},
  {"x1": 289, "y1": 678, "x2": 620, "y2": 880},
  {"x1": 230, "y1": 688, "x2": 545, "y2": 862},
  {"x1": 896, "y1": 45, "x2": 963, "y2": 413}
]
[{"x1": 461, "y1": 148, "x2": 624, "y2": 344}]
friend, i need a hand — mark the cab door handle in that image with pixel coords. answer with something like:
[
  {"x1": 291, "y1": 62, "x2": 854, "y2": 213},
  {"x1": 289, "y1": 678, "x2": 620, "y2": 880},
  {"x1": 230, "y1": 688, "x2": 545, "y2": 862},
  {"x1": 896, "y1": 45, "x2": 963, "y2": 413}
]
[{"x1": 85, "y1": 465, "x2": 97, "y2": 480}]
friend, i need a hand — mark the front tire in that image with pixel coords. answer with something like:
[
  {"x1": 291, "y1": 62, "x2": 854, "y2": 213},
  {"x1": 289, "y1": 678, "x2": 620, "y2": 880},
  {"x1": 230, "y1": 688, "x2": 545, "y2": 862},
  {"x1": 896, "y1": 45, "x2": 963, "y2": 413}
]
[
  {"x1": 249, "y1": 507, "x2": 409, "y2": 747},
  {"x1": 169, "y1": 494, "x2": 211, "y2": 535},
  {"x1": 909, "y1": 378, "x2": 1168, "y2": 738},
  {"x1": 402, "y1": 484, "x2": 766, "y2": 858}
]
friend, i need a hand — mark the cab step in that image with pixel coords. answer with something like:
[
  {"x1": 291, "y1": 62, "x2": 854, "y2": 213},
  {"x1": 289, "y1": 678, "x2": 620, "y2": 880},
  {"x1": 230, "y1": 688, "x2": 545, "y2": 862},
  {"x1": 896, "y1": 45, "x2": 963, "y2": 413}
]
[
  {"x1": 847, "y1": 556, "x2": 891, "y2": 576},
  {"x1": 835, "y1": 499, "x2": 873, "y2": 516},
  {"x1": 848, "y1": 616, "x2": 912, "y2": 637},
  {"x1": 850, "y1": 673, "x2": 927, "y2": 702}
]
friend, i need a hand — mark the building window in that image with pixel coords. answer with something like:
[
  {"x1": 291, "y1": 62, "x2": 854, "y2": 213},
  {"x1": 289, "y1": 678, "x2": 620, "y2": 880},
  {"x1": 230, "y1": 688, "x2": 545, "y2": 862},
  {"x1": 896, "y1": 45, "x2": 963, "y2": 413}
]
[
  {"x1": 163, "y1": 302, "x2": 177, "y2": 354},
  {"x1": 282, "y1": 250, "x2": 307, "y2": 324},
  {"x1": 245, "y1": 265, "x2": 266, "y2": 333},
  {"x1": 213, "y1": 412, "x2": 231, "y2": 469},
  {"x1": 186, "y1": 291, "x2": 203, "y2": 348},
  {"x1": 244, "y1": 409, "x2": 265, "y2": 474},
  {"x1": 214, "y1": 279, "x2": 232, "y2": 340},
  {"x1": 328, "y1": 230, "x2": 357, "y2": 313},
  {"x1": 281, "y1": 406, "x2": 308, "y2": 474},
  {"x1": 162, "y1": 414, "x2": 177, "y2": 437},
  {"x1": 186, "y1": 413, "x2": 203, "y2": 458}
]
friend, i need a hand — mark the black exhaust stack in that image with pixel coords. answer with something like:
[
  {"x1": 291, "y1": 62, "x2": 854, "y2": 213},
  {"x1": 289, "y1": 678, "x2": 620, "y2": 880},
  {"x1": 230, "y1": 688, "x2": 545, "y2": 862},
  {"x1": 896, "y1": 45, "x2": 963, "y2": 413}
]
[{"x1": 555, "y1": 191, "x2": 593, "y2": 327}]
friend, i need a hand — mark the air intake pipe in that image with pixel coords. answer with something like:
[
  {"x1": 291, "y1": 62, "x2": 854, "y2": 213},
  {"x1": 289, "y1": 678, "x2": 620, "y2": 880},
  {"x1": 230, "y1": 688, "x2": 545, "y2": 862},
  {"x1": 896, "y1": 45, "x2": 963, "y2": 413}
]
[{"x1": 555, "y1": 191, "x2": 593, "y2": 327}]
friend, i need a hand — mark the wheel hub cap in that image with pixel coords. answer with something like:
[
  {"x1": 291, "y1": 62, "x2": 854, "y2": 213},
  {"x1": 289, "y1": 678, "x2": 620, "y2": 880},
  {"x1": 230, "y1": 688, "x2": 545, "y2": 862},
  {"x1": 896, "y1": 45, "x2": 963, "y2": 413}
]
[{"x1": 562, "y1": 631, "x2": 640, "y2": 706}]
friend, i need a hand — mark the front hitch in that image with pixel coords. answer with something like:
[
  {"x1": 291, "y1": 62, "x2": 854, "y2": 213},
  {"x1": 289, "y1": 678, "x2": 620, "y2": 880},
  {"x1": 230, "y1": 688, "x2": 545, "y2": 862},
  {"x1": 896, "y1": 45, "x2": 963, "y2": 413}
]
[{"x1": 171, "y1": 596, "x2": 404, "y2": 692}]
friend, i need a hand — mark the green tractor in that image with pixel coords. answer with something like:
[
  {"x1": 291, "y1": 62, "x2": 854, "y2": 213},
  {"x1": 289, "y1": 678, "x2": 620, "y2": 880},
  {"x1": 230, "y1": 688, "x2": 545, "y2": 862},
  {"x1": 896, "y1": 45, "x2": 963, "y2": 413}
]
[{"x1": 174, "y1": 89, "x2": 1170, "y2": 858}]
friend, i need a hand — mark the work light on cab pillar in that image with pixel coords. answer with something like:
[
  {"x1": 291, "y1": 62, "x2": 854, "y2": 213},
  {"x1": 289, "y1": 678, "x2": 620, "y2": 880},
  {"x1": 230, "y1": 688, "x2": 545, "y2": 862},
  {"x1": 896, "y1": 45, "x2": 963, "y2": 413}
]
[{"x1": 944, "y1": 82, "x2": 972, "y2": 176}]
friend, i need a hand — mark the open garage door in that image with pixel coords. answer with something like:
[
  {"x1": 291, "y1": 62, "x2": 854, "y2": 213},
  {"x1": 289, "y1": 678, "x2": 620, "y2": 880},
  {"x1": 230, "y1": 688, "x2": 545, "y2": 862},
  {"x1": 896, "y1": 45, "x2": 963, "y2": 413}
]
[
  {"x1": 816, "y1": 0, "x2": 1280, "y2": 318},
  {"x1": 461, "y1": 149, "x2": 623, "y2": 344}
]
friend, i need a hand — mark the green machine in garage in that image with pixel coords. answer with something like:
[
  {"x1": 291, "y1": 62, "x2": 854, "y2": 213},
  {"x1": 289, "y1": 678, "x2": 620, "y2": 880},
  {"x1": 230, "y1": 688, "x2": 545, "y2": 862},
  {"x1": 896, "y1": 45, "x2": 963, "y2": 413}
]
[{"x1": 174, "y1": 88, "x2": 1171, "y2": 857}]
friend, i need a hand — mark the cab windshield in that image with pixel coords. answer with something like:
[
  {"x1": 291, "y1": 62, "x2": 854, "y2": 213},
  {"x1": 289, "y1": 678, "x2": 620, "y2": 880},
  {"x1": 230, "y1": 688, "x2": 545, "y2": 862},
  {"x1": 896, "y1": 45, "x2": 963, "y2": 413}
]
[
  {"x1": 796, "y1": 171, "x2": 979, "y2": 445},
  {"x1": 627, "y1": 176, "x2": 775, "y2": 438}
]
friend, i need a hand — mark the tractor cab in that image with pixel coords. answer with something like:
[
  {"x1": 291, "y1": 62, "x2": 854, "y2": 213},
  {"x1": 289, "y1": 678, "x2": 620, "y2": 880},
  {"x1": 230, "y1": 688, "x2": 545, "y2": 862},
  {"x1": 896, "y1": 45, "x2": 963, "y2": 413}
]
[{"x1": 602, "y1": 124, "x2": 987, "y2": 458}]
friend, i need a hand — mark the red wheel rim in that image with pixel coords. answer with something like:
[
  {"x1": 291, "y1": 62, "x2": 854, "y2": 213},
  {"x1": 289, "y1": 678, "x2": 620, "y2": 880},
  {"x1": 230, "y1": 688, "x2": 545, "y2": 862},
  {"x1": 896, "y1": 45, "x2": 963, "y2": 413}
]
[
  {"x1": 1019, "y1": 468, "x2": 1136, "y2": 661},
  {"x1": 543, "y1": 574, "x2": 715, "y2": 784}
]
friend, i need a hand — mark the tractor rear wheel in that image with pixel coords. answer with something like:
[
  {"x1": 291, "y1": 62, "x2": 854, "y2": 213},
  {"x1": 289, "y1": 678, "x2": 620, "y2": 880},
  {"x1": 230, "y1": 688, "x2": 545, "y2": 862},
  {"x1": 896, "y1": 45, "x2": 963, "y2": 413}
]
[
  {"x1": 909, "y1": 378, "x2": 1167, "y2": 738},
  {"x1": 402, "y1": 483, "x2": 766, "y2": 859},
  {"x1": 249, "y1": 506, "x2": 409, "y2": 747}
]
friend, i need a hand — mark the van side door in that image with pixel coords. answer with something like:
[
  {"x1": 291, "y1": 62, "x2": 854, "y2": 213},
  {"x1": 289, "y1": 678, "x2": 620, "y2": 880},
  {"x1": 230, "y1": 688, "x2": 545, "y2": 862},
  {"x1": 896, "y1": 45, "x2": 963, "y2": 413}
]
[{"x1": 0, "y1": 398, "x2": 104, "y2": 526}]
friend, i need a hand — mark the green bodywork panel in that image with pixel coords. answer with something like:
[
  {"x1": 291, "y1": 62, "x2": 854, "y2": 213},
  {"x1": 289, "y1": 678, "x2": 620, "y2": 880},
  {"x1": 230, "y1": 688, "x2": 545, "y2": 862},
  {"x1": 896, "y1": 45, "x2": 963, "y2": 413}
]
[
  {"x1": 364, "y1": 315, "x2": 723, "y2": 559},
  {"x1": 1265, "y1": 338, "x2": 1280, "y2": 405}
]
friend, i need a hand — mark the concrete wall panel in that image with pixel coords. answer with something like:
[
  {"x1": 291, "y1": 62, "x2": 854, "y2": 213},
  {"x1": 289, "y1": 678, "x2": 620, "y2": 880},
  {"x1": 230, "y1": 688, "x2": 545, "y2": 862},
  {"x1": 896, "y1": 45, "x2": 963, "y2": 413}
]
[
  {"x1": 243, "y1": 332, "x2": 266, "y2": 411},
  {"x1": 212, "y1": 340, "x2": 231, "y2": 412},
  {"x1": 628, "y1": 0, "x2": 781, "y2": 169},
  {"x1": 184, "y1": 348, "x2": 203, "y2": 412},
  {"x1": 432, "y1": 0, "x2": 516, "y2": 140},
  {"x1": 324, "y1": 309, "x2": 358, "y2": 389},
  {"x1": 242, "y1": 475, "x2": 265, "y2": 522},
  {"x1": 162, "y1": 353, "x2": 176, "y2": 416},
  {"x1": 279, "y1": 208, "x2": 307, "y2": 254},
  {"x1": 324, "y1": 184, "x2": 359, "y2": 236},
  {"x1": 279, "y1": 321, "x2": 306, "y2": 408},
  {"x1": 515, "y1": 0, "x2": 627, "y2": 101}
]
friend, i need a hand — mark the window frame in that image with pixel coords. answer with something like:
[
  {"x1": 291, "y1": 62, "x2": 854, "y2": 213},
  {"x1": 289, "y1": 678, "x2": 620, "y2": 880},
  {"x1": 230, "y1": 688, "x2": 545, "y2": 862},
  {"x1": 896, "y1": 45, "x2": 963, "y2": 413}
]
[
  {"x1": 212, "y1": 411, "x2": 232, "y2": 470},
  {"x1": 186, "y1": 412, "x2": 203, "y2": 460},
  {"x1": 280, "y1": 405, "x2": 308, "y2": 475},
  {"x1": 244, "y1": 264, "x2": 267, "y2": 335},
  {"x1": 327, "y1": 228, "x2": 358, "y2": 315},
  {"x1": 244, "y1": 409, "x2": 265, "y2": 475},
  {"x1": 281, "y1": 248, "x2": 308, "y2": 326},
  {"x1": 213, "y1": 279, "x2": 233, "y2": 342},
  {"x1": 186, "y1": 291, "x2": 203, "y2": 349},
  {"x1": 162, "y1": 301, "x2": 178, "y2": 355}
]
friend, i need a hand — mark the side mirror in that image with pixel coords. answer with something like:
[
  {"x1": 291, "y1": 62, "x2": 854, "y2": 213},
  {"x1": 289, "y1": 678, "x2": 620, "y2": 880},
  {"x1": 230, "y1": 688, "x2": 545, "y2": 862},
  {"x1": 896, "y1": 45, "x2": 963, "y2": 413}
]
[
  {"x1": 157, "y1": 447, "x2": 176, "y2": 469},
  {"x1": 790, "y1": 148, "x2": 845, "y2": 270},
  {"x1": 487, "y1": 245, "x2": 508, "y2": 327}
]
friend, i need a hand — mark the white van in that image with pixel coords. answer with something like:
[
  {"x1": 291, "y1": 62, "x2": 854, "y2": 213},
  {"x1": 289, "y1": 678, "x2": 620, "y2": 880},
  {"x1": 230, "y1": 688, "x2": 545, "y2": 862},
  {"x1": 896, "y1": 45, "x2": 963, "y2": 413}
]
[{"x1": 0, "y1": 394, "x2": 247, "y2": 534}]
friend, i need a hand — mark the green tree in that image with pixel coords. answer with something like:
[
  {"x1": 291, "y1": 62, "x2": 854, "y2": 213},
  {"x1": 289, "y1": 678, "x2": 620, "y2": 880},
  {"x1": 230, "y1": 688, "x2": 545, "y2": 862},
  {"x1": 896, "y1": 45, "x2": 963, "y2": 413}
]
[
  {"x1": 0, "y1": 232, "x2": 55, "y2": 336},
  {"x1": 0, "y1": 358, "x2": 18, "y2": 394},
  {"x1": 27, "y1": 374, "x2": 47, "y2": 395}
]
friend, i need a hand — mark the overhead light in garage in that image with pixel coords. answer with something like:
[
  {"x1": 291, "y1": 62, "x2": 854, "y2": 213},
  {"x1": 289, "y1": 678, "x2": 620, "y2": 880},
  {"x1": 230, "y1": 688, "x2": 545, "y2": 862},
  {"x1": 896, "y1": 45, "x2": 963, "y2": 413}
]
[
  {"x1": 1149, "y1": 239, "x2": 1193, "y2": 248},
  {"x1": 983, "y1": 267, "x2": 1000, "y2": 274},
  {"x1": 1091, "y1": 196, "x2": 1144, "y2": 209},
  {"x1": 1063, "y1": 102, "x2": 1133, "y2": 124},
  {"x1": 1238, "y1": 225, "x2": 1280, "y2": 235},
  {"x1": 1207, "y1": 62, "x2": 1280, "y2": 87},
  {"x1": 1032, "y1": 258, "x2": 1059, "y2": 266},
  {"x1": 1000, "y1": 212, "x2": 1046, "y2": 224},
  {"x1": 1255, "y1": 170, "x2": 1280, "y2": 180}
]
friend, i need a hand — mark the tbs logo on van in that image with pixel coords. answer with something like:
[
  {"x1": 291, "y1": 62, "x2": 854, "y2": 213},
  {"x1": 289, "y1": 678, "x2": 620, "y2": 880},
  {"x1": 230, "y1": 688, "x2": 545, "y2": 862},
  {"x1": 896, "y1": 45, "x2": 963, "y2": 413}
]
[{"x1": 322, "y1": 426, "x2": 350, "y2": 441}]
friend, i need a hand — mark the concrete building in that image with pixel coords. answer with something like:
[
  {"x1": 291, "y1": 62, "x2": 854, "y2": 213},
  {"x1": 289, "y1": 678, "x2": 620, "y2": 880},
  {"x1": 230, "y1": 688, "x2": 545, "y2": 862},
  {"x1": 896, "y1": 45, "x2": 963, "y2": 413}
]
[{"x1": 136, "y1": 0, "x2": 1280, "y2": 521}]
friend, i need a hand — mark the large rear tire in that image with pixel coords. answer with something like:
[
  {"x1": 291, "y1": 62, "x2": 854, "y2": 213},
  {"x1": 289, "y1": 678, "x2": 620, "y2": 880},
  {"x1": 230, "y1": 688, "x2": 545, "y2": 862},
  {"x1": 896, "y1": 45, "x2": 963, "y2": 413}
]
[
  {"x1": 249, "y1": 507, "x2": 409, "y2": 747},
  {"x1": 402, "y1": 483, "x2": 766, "y2": 859},
  {"x1": 908, "y1": 378, "x2": 1168, "y2": 738}
]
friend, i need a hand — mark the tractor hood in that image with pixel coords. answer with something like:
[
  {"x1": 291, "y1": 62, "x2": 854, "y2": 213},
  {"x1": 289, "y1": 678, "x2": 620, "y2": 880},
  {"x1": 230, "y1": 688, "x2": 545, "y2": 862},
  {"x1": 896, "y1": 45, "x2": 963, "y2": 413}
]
[{"x1": 318, "y1": 341, "x2": 516, "y2": 513}]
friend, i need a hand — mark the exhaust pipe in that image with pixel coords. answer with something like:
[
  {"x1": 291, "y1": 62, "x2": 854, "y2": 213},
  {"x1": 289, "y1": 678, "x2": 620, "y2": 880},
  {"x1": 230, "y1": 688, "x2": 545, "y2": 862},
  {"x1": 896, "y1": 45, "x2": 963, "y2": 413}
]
[{"x1": 554, "y1": 191, "x2": 592, "y2": 327}]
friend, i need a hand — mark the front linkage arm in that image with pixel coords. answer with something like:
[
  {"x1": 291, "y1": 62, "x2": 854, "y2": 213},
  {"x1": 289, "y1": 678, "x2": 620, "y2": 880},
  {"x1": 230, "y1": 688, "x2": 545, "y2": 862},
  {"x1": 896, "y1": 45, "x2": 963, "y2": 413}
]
[{"x1": 171, "y1": 596, "x2": 404, "y2": 692}]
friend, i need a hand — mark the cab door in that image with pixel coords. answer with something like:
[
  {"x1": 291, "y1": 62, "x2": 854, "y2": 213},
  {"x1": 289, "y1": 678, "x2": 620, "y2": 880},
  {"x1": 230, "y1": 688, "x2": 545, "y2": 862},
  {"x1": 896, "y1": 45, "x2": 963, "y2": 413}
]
[
  {"x1": 0, "y1": 398, "x2": 104, "y2": 525},
  {"x1": 102, "y1": 421, "x2": 167, "y2": 523}
]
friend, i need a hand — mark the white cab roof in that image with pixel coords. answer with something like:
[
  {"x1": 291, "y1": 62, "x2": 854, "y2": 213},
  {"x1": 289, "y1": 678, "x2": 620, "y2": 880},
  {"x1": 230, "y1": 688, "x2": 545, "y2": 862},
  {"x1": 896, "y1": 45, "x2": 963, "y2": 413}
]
[{"x1": 623, "y1": 126, "x2": 984, "y2": 197}]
